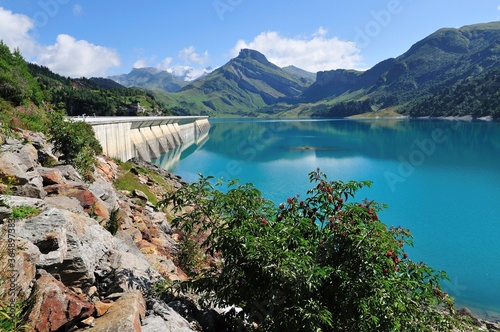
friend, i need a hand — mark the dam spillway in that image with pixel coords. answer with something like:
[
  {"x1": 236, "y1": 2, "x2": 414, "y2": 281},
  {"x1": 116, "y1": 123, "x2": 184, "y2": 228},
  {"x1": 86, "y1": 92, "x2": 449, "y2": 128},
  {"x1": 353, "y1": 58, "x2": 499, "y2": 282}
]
[{"x1": 74, "y1": 116, "x2": 210, "y2": 162}]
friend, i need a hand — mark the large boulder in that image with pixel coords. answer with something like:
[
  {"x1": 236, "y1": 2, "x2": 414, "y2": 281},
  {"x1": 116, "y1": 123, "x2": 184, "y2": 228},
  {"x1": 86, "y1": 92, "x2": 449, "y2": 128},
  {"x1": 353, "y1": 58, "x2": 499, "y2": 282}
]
[
  {"x1": 15, "y1": 207, "x2": 114, "y2": 287},
  {"x1": 96, "y1": 231, "x2": 161, "y2": 295},
  {"x1": 26, "y1": 270, "x2": 95, "y2": 332},
  {"x1": 44, "y1": 184, "x2": 109, "y2": 219},
  {"x1": 82, "y1": 291, "x2": 145, "y2": 332},
  {"x1": 14, "y1": 206, "x2": 161, "y2": 294},
  {"x1": 144, "y1": 298, "x2": 196, "y2": 332},
  {"x1": 0, "y1": 152, "x2": 45, "y2": 198}
]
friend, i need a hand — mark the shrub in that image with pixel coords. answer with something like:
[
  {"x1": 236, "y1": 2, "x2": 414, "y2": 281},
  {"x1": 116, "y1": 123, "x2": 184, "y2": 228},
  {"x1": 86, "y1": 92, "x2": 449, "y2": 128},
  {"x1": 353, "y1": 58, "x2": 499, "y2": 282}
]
[
  {"x1": 106, "y1": 207, "x2": 120, "y2": 235},
  {"x1": 160, "y1": 170, "x2": 463, "y2": 331},
  {"x1": 48, "y1": 111, "x2": 102, "y2": 180}
]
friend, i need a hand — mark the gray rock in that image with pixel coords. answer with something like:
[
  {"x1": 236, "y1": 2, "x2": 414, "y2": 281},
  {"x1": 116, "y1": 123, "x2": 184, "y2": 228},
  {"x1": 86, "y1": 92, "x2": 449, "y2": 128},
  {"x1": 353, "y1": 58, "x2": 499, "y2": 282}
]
[
  {"x1": 15, "y1": 143, "x2": 39, "y2": 171},
  {"x1": 0, "y1": 152, "x2": 45, "y2": 198},
  {"x1": 0, "y1": 152, "x2": 29, "y2": 182},
  {"x1": 16, "y1": 207, "x2": 114, "y2": 287},
  {"x1": 0, "y1": 238, "x2": 40, "y2": 303},
  {"x1": 141, "y1": 315, "x2": 170, "y2": 331},
  {"x1": 147, "y1": 298, "x2": 196, "y2": 332},
  {"x1": 133, "y1": 189, "x2": 149, "y2": 201}
]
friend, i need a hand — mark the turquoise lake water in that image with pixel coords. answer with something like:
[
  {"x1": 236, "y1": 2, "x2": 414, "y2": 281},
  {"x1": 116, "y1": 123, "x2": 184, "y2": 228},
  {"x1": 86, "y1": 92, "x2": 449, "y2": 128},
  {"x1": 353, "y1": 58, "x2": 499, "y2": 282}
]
[{"x1": 152, "y1": 118, "x2": 500, "y2": 318}]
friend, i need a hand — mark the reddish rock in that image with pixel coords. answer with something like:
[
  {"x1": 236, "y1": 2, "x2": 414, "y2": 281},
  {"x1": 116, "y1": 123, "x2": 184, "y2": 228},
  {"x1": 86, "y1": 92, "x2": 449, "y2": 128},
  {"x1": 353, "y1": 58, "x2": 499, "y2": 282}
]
[
  {"x1": 26, "y1": 270, "x2": 94, "y2": 332},
  {"x1": 94, "y1": 300, "x2": 114, "y2": 317},
  {"x1": 37, "y1": 168, "x2": 67, "y2": 186},
  {"x1": 44, "y1": 184, "x2": 109, "y2": 219},
  {"x1": 95, "y1": 156, "x2": 118, "y2": 182},
  {"x1": 176, "y1": 267, "x2": 190, "y2": 282}
]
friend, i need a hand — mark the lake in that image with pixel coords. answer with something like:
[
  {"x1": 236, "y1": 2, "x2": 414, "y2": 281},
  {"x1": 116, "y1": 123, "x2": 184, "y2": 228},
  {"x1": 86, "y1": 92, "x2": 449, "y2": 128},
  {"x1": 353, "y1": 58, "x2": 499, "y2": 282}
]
[{"x1": 152, "y1": 118, "x2": 500, "y2": 319}]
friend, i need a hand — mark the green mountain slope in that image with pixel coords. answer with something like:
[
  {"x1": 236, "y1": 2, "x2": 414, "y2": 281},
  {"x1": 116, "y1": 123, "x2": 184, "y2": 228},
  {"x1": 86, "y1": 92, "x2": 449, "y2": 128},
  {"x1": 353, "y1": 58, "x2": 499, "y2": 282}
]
[
  {"x1": 163, "y1": 49, "x2": 312, "y2": 116},
  {"x1": 295, "y1": 22, "x2": 500, "y2": 118},
  {"x1": 282, "y1": 65, "x2": 316, "y2": 84}
]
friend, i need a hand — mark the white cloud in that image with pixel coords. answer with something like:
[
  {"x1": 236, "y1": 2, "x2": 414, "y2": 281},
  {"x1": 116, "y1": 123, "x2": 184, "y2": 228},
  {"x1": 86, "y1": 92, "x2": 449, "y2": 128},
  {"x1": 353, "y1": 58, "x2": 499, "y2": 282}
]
[
  {"x1": 37, "y1": 34, "x2": 121, "y2": 77},
  {"x1": 133, "y1": 59, "x2": 148, "y2": 68},
  {"x1": 0, "y1": 6, "x2": 120, "y2": 77},
  {"x1": 231, "y1": 28, "x2": 363, "y2": 72},
  {"x1": 178, "y1": 46, "x2": 209, "y2": 65},
  {"x1": 132, "y1": 49, "x2": 211, "y2": 80},
  {"x1": 157, "y1": 57, "x2": 173, "y2": 70},
  {"x1": 0, "y1": 7, "x2": 37, "y2": 56}
]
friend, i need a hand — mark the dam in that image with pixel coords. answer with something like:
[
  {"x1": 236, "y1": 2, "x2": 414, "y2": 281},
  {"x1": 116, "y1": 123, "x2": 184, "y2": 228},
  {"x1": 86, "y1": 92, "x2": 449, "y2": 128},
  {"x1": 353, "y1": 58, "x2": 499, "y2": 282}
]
[{"x1": 74, "y1": 116, "x2": 210, "y2": 163}]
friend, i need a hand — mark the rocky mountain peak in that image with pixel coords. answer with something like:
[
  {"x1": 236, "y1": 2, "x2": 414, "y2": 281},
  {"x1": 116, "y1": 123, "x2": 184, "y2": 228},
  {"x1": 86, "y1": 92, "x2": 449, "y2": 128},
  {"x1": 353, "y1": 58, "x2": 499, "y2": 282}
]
[{"x1": 237, "y1": 48, "x2": 273, "y2": 65}]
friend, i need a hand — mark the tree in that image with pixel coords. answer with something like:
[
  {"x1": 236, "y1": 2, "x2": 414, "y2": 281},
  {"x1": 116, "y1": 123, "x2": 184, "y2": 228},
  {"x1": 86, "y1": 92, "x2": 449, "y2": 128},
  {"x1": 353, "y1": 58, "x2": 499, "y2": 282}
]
[{"x1": 160, "y1": 170, "x2": 464, "y2": 331}]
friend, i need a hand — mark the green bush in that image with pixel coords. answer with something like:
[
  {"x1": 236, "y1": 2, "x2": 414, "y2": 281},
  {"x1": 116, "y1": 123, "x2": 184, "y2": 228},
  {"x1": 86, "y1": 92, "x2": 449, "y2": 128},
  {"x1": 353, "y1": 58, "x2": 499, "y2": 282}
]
[
  {"x1": 48, "y1": 111, "x2": 102, "y2": 180},
  {"x1": 161, "y1": 170, "x2": 463, "y2": 331},
  {"x1": 9, "y1": 205, "x2": 40, "y2": 220},
  {"x1": 106, "y1": 207, "x2": 120, "y2": 235}
]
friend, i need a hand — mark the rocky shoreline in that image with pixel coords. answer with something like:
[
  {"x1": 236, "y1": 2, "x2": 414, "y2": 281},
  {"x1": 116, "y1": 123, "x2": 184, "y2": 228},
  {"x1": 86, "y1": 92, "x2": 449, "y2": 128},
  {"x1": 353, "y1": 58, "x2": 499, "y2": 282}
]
[{"x1": 0, "y1": 129, "x2": 499, "y2": 331}]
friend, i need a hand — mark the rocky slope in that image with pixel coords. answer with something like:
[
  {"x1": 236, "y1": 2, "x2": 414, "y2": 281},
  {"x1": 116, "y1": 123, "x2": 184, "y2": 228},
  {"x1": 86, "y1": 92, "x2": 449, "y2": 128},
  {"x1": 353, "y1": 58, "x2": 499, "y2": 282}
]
[{"x1": 0, "y1": 130, "x2": 226, "y2": 331}]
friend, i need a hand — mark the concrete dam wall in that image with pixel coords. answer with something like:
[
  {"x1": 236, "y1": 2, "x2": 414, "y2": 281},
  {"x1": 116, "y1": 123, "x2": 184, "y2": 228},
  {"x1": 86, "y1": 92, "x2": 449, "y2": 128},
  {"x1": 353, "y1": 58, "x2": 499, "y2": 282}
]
[{"x1": 75, "y1": 116, "x2": 210, "y2": 162}]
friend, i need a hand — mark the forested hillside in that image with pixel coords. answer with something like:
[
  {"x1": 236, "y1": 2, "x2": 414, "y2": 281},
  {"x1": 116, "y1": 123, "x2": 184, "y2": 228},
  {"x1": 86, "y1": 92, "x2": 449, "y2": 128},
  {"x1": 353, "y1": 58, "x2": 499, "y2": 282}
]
[{"x1": 0, "y1": 41, "x2": 171, "y2": 122}]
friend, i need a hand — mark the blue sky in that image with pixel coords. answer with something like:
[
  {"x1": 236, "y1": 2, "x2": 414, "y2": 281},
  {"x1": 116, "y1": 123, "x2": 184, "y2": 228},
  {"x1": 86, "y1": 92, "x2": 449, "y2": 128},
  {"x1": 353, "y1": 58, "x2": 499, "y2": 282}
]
[{"x1": 0, "y1": 0, "x2": 499, "y2": 78}]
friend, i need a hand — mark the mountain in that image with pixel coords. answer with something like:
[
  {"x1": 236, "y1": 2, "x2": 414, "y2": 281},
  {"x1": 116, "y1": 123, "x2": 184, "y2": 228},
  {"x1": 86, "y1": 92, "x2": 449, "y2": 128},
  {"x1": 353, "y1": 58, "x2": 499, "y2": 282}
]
[
  {"x1": 157, "y1": 22, "x2": 499, "y2": 118},
  {"x1": 282, "y1": 65, "x2": 316, "y2": 84},
  {"x1": 299, "y1": 22, "x2": 500, "y2": 117},
  {"x1": 161, "y1": 49, "x2": 312, "y2": 116},
  {"x1": 22, "y1": 62, "x2": 171, "y2": 116},
  {"x1": 109, "y1": 67, "x2": 189, "y2": 92}
]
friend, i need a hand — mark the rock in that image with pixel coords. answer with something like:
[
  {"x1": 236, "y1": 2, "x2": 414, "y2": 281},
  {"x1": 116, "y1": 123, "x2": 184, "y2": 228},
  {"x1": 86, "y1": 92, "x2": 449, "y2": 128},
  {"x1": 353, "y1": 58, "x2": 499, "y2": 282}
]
[
  {"x1": 141, "y1": 315, "x2": 171, "y2": 332},
  {"x1": 89, "y1": 178, "x2": 120, "y2": 214},
  {"x1": 44, "y1": 184, "x2": 109, "y2": 219},
  {"x1": 146, "y1": 298, "x2": 196, "y2": 332},
  {"x1": 103, "y1": 247, "x2": 160, "y2": 294},
  {"x1": 0, "y1": 195, "x2": 38, "y2": 220},
  {"x1": 457, "y1": 307, "x2": 482, "y2": 326},
  {"x1": 123, "y1": 227, "x2": 142, "y2": 243},
  {"x1": 83, "y1": 291, "x2": 145, "y2": 332},
  {"x1": 37, "y1": 167, "x2": 67, "y2": 186},
  {"x1": 15, "y1": 143, "x2": 39, "y2": 171},
  {"x1": 26, "y1": 270, "x2": 94, "y2": 332},
  {"x1": 95, "y1": 156, "x2": 117, "y2": 182},
  {"x1": 80, "y1": 316, "x2": 95, "y2": 327},
  {"x1": 43, "y1": 196, "x2": 85, "y2": 214},
  {"x1": 87, "y1": 285, "x2": 98, "y2": 297},
  {"x1": 0, "y1": 152, "x2": 45, "y2": 198},
  {"x1": 486, "y1": 321, "x2": 500, "y2": 331},
  {"x1": 0, "y1": 238, "x2": 40, "y2": 303},
  {"x1": 95, "y1": 231, "x2": 161, "y2": 295},
  {"x1": 133, "y1": 189, "x2": 149, "y2": 201},
  {"x1": 153, "y1": 216, "x2": 173, "y2": 235},
  {"x1": 94, "y1": 300, "x2": 114, "y2": 317},
  {"x1": 168, "y1": 299, "x2": 200, "y2": 323},
  {"x1": 16, "y1": 208, "x2": 115, "y2": 288},
  {"x1": 54, "y1": 164, "x2": 83, "y2": 182}
]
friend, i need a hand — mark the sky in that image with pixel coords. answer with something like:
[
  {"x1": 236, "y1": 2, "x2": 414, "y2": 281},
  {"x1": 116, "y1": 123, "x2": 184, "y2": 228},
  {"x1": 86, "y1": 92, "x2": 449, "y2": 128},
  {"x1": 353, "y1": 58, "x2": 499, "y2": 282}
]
[{"x1": 0, "y1": 0, "x2": 499, "y2": 79}]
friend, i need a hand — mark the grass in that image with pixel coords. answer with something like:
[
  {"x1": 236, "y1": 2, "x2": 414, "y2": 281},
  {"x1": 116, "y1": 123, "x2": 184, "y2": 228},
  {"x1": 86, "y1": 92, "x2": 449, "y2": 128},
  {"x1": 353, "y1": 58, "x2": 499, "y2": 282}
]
[
  {"x1": 113, "y1": 159, "x2": 176, "y2": 205},
  {"x1": 10, "y1": 206, "x2": 40, "y2": 220},
  {"x1": 114, "y1": 171, "x2": 158, "y2": 204}
]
